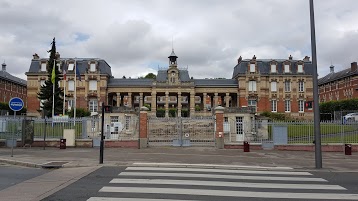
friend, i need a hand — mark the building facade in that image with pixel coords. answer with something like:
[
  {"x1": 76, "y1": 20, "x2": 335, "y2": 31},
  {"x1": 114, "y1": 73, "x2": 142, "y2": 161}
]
[
  {"x1": 0, "y1": 62, "x2": 27, "y2": 112},
  {"x1": 318, "y1": 62, "x2": 358, "y2": 102},
  {"x1": 26, "y1": 51, "x2": 313, "y2": 119}
]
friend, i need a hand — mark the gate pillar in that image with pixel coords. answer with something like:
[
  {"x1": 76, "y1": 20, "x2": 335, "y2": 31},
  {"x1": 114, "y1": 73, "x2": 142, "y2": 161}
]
[
  {"x1": 215, "y1": 106, "x2": 225, "y2": 149},
  {"x1": 139, "y1": 106, "x2": 149, "y2": 149}
]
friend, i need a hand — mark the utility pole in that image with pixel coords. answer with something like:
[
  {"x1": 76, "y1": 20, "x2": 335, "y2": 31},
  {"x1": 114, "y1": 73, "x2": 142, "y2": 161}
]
[{"x1": 309, "y1": 0, "x2": 322, "y2": 169}]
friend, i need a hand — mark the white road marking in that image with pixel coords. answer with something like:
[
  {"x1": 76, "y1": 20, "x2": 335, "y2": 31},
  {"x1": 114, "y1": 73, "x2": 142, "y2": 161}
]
[{"x1": 88, "y1": 198, "x2": 198, "y2": 201}]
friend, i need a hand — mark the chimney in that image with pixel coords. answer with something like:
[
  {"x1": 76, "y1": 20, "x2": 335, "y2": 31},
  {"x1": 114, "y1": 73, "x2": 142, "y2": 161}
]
[
  {"x1": 2, "y1": 62, "x2": 6, "y2": 71},
  {"x1": 55, "y1": 52, "x2": 60, "y2": 59},
  {"x1": 330, "y1": 64, "x2": 334, "y2": 73},
  {"x1": 252, "y1": 55, "x2": 256, "y2": 60},
  {"x1": 351, "y1": 62, "x2": 357, "y2": 72},
  {"x1": 303, "y1": 56, "x2": 310, "y2": 62},
  {"x1": 33, "y1": 53, "x2": 39, "y2": 60},
  {"x1": 289, "y1": 55, "x2": 293, "y2": 60}
]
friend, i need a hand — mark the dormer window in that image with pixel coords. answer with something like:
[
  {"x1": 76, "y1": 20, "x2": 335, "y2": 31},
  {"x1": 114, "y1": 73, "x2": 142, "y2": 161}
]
[
  {"x1": 297, "y1": 64, "x2": 303, "y2": 73},
  {"x1": 271, "y1": 64, "x2": 277, "y2": 73},
  {"x1": 90, "y1": 63, "x2": 96, "y2": 72},
  {"x1": 41, "y1": 63, "x2": 47, "y2": 71},
  {"x1": 68, "y1": 63, "x2": 74, "y2": 71},
  {"x1": 250, "y1": 63, "x2": 255, "y2": 73},
  {"x1": 284, "y1": 64, "x2": 290, "y2": 73}
]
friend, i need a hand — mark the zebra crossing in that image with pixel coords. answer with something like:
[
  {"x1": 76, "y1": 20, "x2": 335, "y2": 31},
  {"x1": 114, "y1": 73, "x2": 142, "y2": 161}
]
[{"x1": 88, "y1": 163, "x2": 358, "y2": 201}]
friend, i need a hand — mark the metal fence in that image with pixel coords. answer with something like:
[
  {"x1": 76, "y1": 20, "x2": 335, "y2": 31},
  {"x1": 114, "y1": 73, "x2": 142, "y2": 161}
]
[{"x1": 225, "y1": 120, "x2": 358, "y2": 144}]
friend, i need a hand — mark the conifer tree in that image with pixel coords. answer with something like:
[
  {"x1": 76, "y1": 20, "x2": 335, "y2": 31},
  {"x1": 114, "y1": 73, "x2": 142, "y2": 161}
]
[{"x1": 37, "y1": 38, "x2": 64, "y2": 117}]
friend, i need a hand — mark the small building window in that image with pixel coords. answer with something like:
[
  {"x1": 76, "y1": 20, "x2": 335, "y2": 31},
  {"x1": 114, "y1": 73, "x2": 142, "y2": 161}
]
[
  {"x1": 271, "y1": 64, "x2": 277, "y2": 73},
  {"x1": 248, "y1": 99, "x2": 257, "y2": 112},
  {"x1": 299, "y1": 100, "x2": 304, "y2": 112},
  {"x1": 297, "y1": 64, "x2": 303, "y2": 73},
  {"x1": 271, "y1": 100, "x2": 277, "y2": 112},
  {"x1": 68, "y1": 80, "x2": 75, "y2": 91},
  {"x1": 298, "y1": 80, "x2": 304, "y2": 92},
  {"x1": 41, "y1": 63, "x2": 47, "y2": 71},
  {"x1": 285, "y1": 81, "x2": 291, "y2": 92},
  {"x1": 284, "y1": 64, "x2": 290, "y2": 73},
  {"x1": 68, "y1": 99, "x2": 73, "y2": 110},
  {"x1": 89, "y1": 80, "x2": 97, "y2": 91},
  {"x1": 250, "y1": 63, "x2": 255, "y2": 73},
  {"x1": 89, "y1": 99, "x2": 98, "y2": 112},
  {"x1": 248, "y1": 81, "x2": 257, "y2": 92},
  {"x1": 68, "y1": 63, "x2": 74, "y2": 71},
  {"x1": 285, "y1": 100, "x2": 291, "y2": 112},
  {"x1": 90, "y1": 63, "x2": 96, "y2": 72}
]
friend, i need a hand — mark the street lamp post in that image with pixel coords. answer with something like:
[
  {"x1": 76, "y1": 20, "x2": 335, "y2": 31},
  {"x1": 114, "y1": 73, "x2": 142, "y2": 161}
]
[{"x1": 309, "y1": 0, "x2": 322, "y2": 169}]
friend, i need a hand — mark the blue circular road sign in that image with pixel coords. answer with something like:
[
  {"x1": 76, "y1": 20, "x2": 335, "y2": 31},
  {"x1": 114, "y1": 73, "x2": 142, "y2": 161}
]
[{"x1": 9, "y1": 97, "x2": 24, "y2": 111}]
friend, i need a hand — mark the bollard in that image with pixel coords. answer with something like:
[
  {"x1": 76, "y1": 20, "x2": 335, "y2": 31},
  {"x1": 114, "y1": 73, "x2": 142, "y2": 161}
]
[
  {"x1": 345, "y1": 144, "x2": 352, "y2": 155},
  {"x1": 60, "y1": 139, "x2": 66, "y2": 149},
  {"x1": 244, "y1": 141, "x2": 250, "y2": 152}
]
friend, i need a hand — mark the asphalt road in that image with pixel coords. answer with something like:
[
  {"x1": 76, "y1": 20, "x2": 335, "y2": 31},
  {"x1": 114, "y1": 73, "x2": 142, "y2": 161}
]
[
  {"x1": 0, "y1": 163, "x2": 50, "y2": 191},
  {"x1": 42, "y1": 166, "x2": 358, "y2": 201}
]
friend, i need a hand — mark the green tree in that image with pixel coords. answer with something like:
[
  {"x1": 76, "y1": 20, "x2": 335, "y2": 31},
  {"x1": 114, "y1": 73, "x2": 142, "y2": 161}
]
[
  {"x1": 37, "y1": 38, "x2": 64, "y2": 117},
  {"x1": 144, "y1": 73, "x2": 156, "y2": 79},
  {"x1": 68, "y1": 108, "x2": 91, "y2": 117}
]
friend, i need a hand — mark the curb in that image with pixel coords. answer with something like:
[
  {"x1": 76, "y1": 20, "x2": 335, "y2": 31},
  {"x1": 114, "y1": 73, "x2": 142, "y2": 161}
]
[{"x1": 0, "y1": 158, "x2": 41, "y2": 168}]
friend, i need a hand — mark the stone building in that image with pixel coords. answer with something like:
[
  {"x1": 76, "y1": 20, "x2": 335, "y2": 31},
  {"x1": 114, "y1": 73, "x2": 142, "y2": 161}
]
[
  {"x1": 0, "y1": 62, "x2": 27, "y2": 112},
  {"x1": 318, "y1": 62, "x2": 358, "y2": 102},
  {"x1": 26, "y1": 51, "x2": 313, "y2": 119}
]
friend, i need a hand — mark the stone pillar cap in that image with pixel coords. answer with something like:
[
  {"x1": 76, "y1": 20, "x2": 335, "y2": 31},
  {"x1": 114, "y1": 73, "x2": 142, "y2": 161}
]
[
  {"x1": 140, "y1": 106, "x2": 149, "y2": 111},
  {"x1": 214, "y1": 106, "x2": 225, "y2": 113}
]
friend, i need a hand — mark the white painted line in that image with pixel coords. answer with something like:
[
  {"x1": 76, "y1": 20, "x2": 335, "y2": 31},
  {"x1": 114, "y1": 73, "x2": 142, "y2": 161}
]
[
  {"x1": 126, "y1": 166, "x2": 311, "y2": 176},
  {"x1": 132, "y1": 162, "x2": 293, "y2": 170},
  {"x1": 119, "y1": 172, "x2": 327, "y2": 182},
  {"x1": 99, "y1": 187, "x2": 358, "y2": 200},
  {"x1": 110, "y1": 178, "x2": 345, "y2": 190},
  {"x1": 87, "y1": 198, "x2": 197, "y2": 201}
]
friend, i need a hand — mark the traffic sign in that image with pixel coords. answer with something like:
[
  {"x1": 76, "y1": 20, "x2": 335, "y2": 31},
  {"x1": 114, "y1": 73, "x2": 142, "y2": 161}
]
[{"x1": 9, "y1": 97, "x2": 24, "y2": 111}]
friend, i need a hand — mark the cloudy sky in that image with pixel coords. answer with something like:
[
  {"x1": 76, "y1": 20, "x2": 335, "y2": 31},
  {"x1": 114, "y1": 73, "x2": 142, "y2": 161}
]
[{"x1": 1, "y1": 0, "x2": 357, "y2": 80}]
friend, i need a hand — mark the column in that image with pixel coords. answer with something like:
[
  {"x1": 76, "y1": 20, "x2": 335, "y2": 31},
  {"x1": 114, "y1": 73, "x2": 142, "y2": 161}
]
[
  {"x1": 203, "y1": 92, "x2": 207, "y2": 113},
  {"x1": 177, "y1": 92, "x2": 182, "y2": 117},
  {"x1": 225, "y1": 93, "x2": 230, "y2": 108},
  {"x1": 165, "y1": 91, "x2": 169, "y2": 117},
  {"x1": 139, "y1": 107, "x2": 149, "y2": 149},
  {"x1": 128, "y1": 92, "x2": 132, "y2": 108},
  {"x1": 139, "y1": 92, "x2": 143, "y2": 108},
  {"x1": 116, "y1": 93, "x2": 121, "y2": 107},
  {"x1": 151, "y1": 91, "x2": 156, "y2": 114},
  {"x1": 190, "y1": 91, "x2": 195, "y2": 116},
  {"x1": 215, "y1": 106, "x2": 225, "y2": 149},
  {"x1": 214, "y1": 93, "x2": 219, "y2": 107}
]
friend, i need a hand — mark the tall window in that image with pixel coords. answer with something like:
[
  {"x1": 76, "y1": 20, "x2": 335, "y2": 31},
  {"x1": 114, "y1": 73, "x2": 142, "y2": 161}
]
[
  {"x1": 285, "y1": 100, "x2": 291, "y2": 112},
  {"x1": 299, "y1": 100, "x2": 304, "y2": 112},
  {"x1": 285, "y1": 81, "x2": 291, "y2": 92},
  {"x1": 271, "y1": 64, "x2": 277, "y2": 73},
  {"x1": 68, "y1": 80, "x2": 75, "y2": 91},
  {"x1": 297, "y1": 64, "x2": 303, "y2": 73},
  {"x1": 89, "y1": 80, "x2": 97, "y2": 91},
  {"x1": 89, "y1": 99, "x2": 98, "y2": 112},
  {"x1": 90, "y1": 63, "x2": 96, "y2": 72},
  {"x1": 271, "y1": 100, "x2": 277, "y2": 112},
  {"x1": 284, "y1": 64, "x2": 290, "y2": 73},
  {"x1": 298, "y1": 80, "x2": 304, "y2": 92},
  {"x1": 250, "y1": 63, "x2": 255, "y2": 73},
  {"x1": 271, "y1": 81, "x2": 277, "y2": 92},
  {"x1": 248, "y1": 81, "x2": 257, "y2": 92},
  {"x1": 248, "y1": 99, "x2": 257, "y2": 112},
  {"x1": 41, "y1": 63, "x2": 47, "y2": 71},
  {"x1": 125, "y1": 116, "x2": 131, "y2": 130}
]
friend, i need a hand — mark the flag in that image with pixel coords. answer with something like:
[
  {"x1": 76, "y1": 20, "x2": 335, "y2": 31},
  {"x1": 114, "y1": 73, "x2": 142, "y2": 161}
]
[
  {"x1": 75, "y1": 64, "x2": 81, "y2": 81},
  {"x1": 51, "y1": 62, "x2": 56, "y2": 84}
]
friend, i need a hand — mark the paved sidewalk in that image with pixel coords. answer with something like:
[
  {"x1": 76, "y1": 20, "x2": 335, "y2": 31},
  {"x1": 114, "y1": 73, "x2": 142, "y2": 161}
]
[{"x1": 0, "y1": 147, "x2": 357, "y2": 171}]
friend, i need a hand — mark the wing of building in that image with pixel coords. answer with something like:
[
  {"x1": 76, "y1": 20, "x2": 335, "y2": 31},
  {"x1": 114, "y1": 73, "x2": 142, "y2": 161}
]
[{"x1": 26, "y1": 51, "x2": 314, "y2": 119}]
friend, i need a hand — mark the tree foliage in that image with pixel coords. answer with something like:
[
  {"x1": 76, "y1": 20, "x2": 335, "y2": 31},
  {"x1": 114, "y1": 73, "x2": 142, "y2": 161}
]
[
  {"x1": 68, "y1": 108, "x2": 91, "y2": 117},
  {"x1": 37, "y1": 38, "x2": 64, "y2": 117},
  {"x1": 0, "y1": 102, "x2": 27, "y2": 115},
  {"x1": 320, "y1": 99, "x2": 358, "y2": 114}
]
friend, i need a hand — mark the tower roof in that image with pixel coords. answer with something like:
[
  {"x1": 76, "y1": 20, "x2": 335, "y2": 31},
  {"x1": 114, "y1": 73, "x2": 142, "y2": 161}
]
[{"x1": 168, "y1": 49, "x2": 178, "y2": 58}]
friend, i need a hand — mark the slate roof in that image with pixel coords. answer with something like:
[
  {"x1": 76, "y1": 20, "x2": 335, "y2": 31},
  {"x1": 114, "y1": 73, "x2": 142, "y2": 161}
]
[
  {"x1": 318, "y1": 68, "x2": 358, "y2": 85},
  {"x1": 107, "y1": 78, "x2": 153, "y2": 87},
  {"x1": 0, "y1": 70, "x2": 27, "y2": 86},
  {"x1": 27, "y1": 58, "x2": 112, "y2": 76},
  {"x1": 156, "y1": 69, "x2": 191, "y2": 82},
  {"x1": 232, "y1": 59, "x2": 313, "y2": 79},
  {"x1": 194, "y1": 79, "x2": 237, "y2": 87}
]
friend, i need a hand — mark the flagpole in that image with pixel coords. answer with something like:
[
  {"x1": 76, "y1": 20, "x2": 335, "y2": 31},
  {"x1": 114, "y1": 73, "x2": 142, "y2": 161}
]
[
  {"x1": 74, "y1": 59, "x2": 76, "y2": 126},
  {"x1": 63, "y1": 60, "x2": 66, "y2": 116},
  {"x1": 52, "y1": 59, "x2": 55, "y2": 122}
]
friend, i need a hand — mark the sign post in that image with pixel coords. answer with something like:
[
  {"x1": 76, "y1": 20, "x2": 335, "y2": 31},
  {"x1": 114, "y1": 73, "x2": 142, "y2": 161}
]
[{"x1": 9, "y1": 97, "x2": 24, "y2": 157}]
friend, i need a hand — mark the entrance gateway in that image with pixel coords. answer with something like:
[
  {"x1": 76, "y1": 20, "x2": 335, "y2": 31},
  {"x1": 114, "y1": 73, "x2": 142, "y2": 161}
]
[{"x1": 147, "y1": 116, "x2": 215, "y2": 147}]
